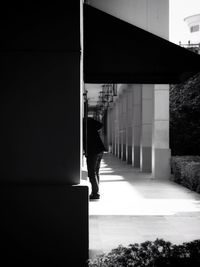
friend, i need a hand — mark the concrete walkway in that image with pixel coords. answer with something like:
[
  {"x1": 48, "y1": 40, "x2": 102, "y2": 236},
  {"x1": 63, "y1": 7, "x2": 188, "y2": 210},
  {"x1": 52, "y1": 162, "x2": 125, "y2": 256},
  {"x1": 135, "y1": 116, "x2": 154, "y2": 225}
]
[{"x1": 82, "y1": 153, "x2": 200, "y2": 259}]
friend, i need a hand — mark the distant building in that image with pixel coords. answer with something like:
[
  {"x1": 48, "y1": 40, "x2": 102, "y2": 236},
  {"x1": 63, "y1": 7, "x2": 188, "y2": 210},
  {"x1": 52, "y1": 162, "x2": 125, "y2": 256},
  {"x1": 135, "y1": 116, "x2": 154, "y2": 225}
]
[
  {"x1": 180, "y1": 14, "x2": 200, "y2": 54},
  {"x1": 184, "y1": 14, "x2": 200, "y2": 43}
]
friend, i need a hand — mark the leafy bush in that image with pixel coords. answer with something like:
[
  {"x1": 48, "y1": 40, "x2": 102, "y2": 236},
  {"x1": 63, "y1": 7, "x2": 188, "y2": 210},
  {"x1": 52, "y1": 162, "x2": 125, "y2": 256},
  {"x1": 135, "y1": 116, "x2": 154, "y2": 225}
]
[
  {"x1": 171, "y1": 156, "x2": 200, "y2": 193},
  {"x1": 170, "y1": 72, "x2": 200, "y2": 156},
  {"x1": 88, "y1": 239, "x2": 200, "y2": 267}
]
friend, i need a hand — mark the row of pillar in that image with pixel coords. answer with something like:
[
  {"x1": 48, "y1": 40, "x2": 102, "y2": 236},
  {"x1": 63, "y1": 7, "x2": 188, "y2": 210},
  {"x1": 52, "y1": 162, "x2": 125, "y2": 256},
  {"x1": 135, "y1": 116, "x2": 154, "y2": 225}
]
[{"x1": 107, "y1": 84, "x2": 171, "y2": 179}]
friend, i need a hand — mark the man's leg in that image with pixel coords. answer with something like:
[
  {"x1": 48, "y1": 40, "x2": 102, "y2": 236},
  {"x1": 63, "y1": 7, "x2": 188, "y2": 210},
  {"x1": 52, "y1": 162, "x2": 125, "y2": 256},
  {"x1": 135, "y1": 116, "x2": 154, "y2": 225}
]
[
  {"x1": 86, "y1": 154, "x2": 99, "y2": 195},
  {"x1": 95, "y1": 152, "x2": 103, "y2": 184}
]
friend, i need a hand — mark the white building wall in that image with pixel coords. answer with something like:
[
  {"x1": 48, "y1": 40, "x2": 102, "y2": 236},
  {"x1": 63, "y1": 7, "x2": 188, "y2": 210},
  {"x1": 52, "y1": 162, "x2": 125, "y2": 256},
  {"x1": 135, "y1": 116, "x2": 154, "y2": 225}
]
[
  {"x1": 184, "y1": 14, "x2": 200, "y2": 43},
  {"x1": 88, "y1": 0, "x2": 169, "y2": 39}
]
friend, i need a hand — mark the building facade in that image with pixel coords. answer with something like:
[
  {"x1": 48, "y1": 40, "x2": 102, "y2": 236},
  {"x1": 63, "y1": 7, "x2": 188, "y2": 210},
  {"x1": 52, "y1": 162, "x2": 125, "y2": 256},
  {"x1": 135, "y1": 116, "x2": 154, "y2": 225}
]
[
  {"x1": 184, "y1": 14, "x2": 200, "y2": 43},
  {"x1": 181, "y1": 14, "x2": 200, "y2": 54}
]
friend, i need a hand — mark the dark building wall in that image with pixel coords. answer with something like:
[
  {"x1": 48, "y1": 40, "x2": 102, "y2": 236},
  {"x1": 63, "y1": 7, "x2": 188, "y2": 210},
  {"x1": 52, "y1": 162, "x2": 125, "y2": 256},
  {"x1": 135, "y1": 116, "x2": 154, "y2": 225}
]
[
  {"x1": 0, "y1": 1, "x2": 80, "y2": 184},
  {"x1": 0, "y1": 185, "x2": 88, "y2": 266},
  {"x1": 1, "y1": 52, "x2": 80, "y2": 184},
  {"x1": 0, "y1": 1, "x2": 88, "y2": 266}
]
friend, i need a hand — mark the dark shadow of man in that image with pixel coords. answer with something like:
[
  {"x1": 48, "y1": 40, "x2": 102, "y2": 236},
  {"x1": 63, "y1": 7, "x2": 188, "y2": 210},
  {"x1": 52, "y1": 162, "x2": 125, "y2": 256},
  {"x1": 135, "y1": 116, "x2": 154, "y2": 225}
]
[{"x1": 83, "y1": 117, "x2": 106, "y2": 200}]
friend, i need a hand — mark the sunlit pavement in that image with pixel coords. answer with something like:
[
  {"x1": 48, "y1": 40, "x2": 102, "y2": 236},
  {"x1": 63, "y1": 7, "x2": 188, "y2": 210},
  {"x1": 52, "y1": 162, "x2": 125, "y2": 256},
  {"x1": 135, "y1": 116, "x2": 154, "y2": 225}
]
[{"x1": 81, "y1": 153, "x2": 200, "y2": 258}]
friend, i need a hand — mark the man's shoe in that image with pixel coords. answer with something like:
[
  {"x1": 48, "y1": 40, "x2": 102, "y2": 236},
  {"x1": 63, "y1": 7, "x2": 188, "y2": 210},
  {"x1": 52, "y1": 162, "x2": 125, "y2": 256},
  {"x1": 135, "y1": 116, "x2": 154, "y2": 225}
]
[{"x1": 89, "y1": 193, "x2": 100, "y2": 200}]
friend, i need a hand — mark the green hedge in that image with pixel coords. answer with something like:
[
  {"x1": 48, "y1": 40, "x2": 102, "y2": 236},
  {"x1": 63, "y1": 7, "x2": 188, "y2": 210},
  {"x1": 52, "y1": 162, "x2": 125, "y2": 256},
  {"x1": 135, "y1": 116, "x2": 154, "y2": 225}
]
[
  {"x1": 88, "y1": 239, "x2": 200, "y2": 267},
  {"x1": 171, "y1": 156, "x2": 200, "y2": 193},
  {"x1": 170, "y1": 72, "x2": 200, "y2": 156}
]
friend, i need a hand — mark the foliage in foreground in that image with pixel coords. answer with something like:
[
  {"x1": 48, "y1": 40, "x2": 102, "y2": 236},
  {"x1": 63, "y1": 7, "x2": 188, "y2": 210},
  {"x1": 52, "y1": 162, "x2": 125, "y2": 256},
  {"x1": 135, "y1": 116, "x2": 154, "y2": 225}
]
[{"x1": 88, "y1": 239, "x2": 200, "y2": 267}]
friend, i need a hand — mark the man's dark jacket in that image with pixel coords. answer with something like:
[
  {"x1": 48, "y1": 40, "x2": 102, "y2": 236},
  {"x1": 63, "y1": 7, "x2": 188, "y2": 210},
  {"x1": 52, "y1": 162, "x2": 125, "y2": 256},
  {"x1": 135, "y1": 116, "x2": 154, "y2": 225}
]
[{"x1": 83, "y1": 118, "x2": 106, "y2": 156}]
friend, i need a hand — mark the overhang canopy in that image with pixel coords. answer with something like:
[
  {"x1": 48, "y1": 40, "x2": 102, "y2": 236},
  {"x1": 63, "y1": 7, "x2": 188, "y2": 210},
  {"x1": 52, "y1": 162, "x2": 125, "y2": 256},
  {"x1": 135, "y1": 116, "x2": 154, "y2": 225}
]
[{"x1": 84, "y1": 4, "x2": 200, "y2": 84}]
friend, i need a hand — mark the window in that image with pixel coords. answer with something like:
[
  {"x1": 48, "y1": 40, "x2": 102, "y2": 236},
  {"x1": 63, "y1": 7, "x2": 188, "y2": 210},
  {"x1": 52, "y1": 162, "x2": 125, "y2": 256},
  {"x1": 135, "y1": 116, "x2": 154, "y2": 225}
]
[{"x1": 190, "y1": 25, "x2": 199, "y2": 33}]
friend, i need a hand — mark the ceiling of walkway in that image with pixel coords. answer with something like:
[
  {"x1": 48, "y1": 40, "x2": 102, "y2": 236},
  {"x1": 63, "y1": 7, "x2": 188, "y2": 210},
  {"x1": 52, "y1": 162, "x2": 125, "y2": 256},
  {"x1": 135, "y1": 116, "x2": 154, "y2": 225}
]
[{"x1": 84, "y1": 4, "x2": 200, "y2": 84}]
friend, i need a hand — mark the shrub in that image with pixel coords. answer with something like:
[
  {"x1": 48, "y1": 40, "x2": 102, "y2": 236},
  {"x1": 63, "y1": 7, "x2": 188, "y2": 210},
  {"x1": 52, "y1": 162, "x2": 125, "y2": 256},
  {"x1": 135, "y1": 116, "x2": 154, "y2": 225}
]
[
  {"x1": 183, "y1": 162, "x2": 200, "y2": 193},
  {"x1": 88, "y1": 239, "x2": 200, "y2": 267},
  {"x1": 171, "y1": 156, "x2": 200, "y2": 193},
  {"x1": 170, "y1": 72, "x2": 200, "y2": 156}
]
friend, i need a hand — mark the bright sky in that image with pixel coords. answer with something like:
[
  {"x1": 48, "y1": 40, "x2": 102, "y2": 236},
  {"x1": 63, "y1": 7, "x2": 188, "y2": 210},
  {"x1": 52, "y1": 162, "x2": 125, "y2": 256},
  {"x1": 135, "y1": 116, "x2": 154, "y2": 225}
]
[{"x1": 169, "y1": 0, "x2": 200, "y2": 44}]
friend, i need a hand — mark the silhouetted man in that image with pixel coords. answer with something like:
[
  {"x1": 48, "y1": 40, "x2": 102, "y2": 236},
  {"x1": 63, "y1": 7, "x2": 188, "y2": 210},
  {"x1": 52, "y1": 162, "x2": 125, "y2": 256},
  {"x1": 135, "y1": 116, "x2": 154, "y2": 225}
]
[{"x1": 83, "y1": 117, "x2": 106, "y2": 200}]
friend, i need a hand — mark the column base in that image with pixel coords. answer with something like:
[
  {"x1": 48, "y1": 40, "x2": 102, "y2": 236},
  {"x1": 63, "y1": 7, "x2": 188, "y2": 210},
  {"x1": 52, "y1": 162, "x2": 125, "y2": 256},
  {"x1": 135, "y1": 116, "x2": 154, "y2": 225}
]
[
  {"x1": 141, "y1": 146, "x2": 152, "y2": 172},
  {"x1": 152, "y1": 148, "x2": 171, "y2": 179},
  {"x1": 127, "y1": 146, "x2": 132, "y2": 164},
  {"x1": 122, "y1": 144, "x2": 126, "y2": 161},
  {"x1": 133, "y1": 146, "x2": 140, "y2": 168}
]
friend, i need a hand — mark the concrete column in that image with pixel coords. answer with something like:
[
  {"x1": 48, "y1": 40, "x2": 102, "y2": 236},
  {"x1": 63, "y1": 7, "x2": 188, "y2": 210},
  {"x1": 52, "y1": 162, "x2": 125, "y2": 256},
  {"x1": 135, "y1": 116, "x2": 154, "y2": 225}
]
[
  {"x1": 118, "y1": 96, "x2": 123, "y2": 159},
  {"x1": 110, "y1": 108, "x2": 114, "y2": 153},
  {"x1": 0, "y1": 2, "x2": 88, "y2": 266},
  {"x1": 152, "y1": 84, "x2": 171, "y2": 179},
  {"x1": 122, "y1": 92, "x2": 127, "y2": 161},
  {"x1": 132, "y1": 85, "x2": 142, "y2": 168},
  {"x1": 115, "y1": 99, "x2": 120, "y2": 157},
  {"x1": 112, "y1": 103, "x2": 116, "y2": 155},
  {"x1": 107, "y1": 108, "x2": 110, "y2": 151},
  {"x1": 140, "y1": 84, "x2": 153, "y2": 172},
  {"x1": 112, "y1": 107, "x2": 116, "y2": 154},
  {"x1": 126, "y1": 87, "x2": 133, "y2": 164},
  {"x1": 108, "y1": 106, "x2": 115, "y2": 153}
]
